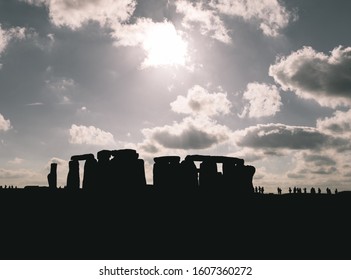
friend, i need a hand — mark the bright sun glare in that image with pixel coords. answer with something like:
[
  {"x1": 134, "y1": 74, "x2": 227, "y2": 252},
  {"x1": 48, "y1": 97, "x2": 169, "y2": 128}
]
[{"x1": 142, "y1": 23, "x2": 188, "y2": 68}]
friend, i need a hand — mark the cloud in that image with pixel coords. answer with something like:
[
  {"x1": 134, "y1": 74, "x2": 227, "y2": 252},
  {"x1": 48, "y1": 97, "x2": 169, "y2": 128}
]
[
  {"x1": 239, "y1": 82, "x2": 282, "y2": 118},
  {"x1": 111, "y1": 18, "x2": 189, "y2": 68},
  {"x1": 304, "y1": 154, "x2": 336, "y2": 166},
  {"x1": 211, "y1": 0, "x2": 293, "y2": 37},
  {"x1": 23, "y1": 0, "x2": 136, "y2": 29},
  {"x1": 269, "y1": 46, "x2": 351, "y2": 107},
  {"x1": 0, "y1": 168, "x2": 37, "y2": 180},
  {"x1": 69, "y1": 124, "x2": 116, "y2": 146},
  {"x1": 47, "y1": 157, "x2": 67, "y2": 167},
  {"x1": 175, "y1": 0, "x2": 231, "y2": 44},
  {"x1": 45, "y1": 157, "x2": 69, "y2": 187},
  {"x1": 8, "y1": 157, "x2": 25, "y2": 165},
  {"x1": 310, "y1": 166, "x2": 337, "y2": 175},
  {"x1": 142, "y1": 116, "x2": 231, "y2": 150},
  {"x1": 0, "y1": 24, "x2": 26, "y2": 55},
  {"x1": 317, "y1": 109, "x2": 351, "y2": 136},
  {"x1": 286, "y1": 151, "x2": 339, "y2": 180},
  {"x1": 234, "y1": 123, "x2": 349, "y2": 151},
  {"x1": 26, "y1": 102, "x2": 44, "y2": 106},
  {"x1": 0, "y1": 113, "x2": 11, "y2": 132},
  {"x1": 45, "y1": 77, "x2": 76, "y2": 104},
  {"x1": 170, "y1": 85, "x2": 231, "y2": 116},
  {"x1": 25, "y1": 1, "x2": 190, "y2": 69},
  {"x1": 47, "y1": 77, "x2": 75, "y2": 91}
]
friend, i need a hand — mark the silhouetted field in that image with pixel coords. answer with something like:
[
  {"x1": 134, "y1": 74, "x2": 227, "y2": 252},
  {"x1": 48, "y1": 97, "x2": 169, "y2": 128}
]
[{"x1": 1, "y1": 188, "x2": 350, "y2": 260}]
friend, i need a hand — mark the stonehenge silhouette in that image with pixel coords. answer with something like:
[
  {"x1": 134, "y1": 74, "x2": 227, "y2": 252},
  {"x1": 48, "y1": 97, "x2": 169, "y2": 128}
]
[{"x1": 62, "y1": 149, "x2": 255, "y2": 194}]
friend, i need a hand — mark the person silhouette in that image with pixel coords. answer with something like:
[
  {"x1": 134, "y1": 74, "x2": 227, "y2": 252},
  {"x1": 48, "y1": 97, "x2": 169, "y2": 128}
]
[
  {"x1": 289, "y1": 187, "x2": 292, "y2": 194},
  {"x1": 318, "y1": 188, "x2": 321, "y2": 194}
]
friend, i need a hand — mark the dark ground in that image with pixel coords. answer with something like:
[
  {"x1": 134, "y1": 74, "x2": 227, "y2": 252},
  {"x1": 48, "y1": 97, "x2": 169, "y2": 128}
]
[{"x1": 1, "y1": 188, "x2": 351, "y2": 260}]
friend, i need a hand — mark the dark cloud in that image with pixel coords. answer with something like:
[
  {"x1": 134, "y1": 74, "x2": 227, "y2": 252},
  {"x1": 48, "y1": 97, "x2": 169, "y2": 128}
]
[
  {"x1": 270, "y1": 46, "x2": 351, "y2": 107},
  {"x1": 142, "y1": 116, "x2": 231, "y2": 150},
  {"x1": 152, "y1": 128, "x2": 219, "y2": 149},
  {"x1": 287, "y1": 172, "x2": 306, "y2": 179},
  {"x1": 311, "y1": 166, "x2": 337, "y2": 175},
  {"x1": 304, "y1": 154, "x2": 336, "y2": 166},
  {"x1": 235, "y1": 123, "x2": 350, "y2": 151}
]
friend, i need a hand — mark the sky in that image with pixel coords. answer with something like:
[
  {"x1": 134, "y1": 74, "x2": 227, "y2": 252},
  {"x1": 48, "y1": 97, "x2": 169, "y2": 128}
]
[{"x1": 1, "y1": 0, "x2": 351, "y2": 192}]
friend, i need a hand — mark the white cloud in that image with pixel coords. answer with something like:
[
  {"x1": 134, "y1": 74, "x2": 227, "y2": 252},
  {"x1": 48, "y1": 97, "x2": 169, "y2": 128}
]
[
  {"x1": 45, "y1": 157, "x2": 69, "y2": 187},
  {"x1": 24, "y1": 1, "x2": 190, "y2": 69},
  {"x1": 270, "y1": 46, "x2": 351, "y2": 108},
  {"x1": 317, "y1": 109, "x2": 351, "y2": 136},
  {"x1": 0, "y1": 113, "x2": 11, "y2": 132},
  {"x1": 142, "y1": 116, "x2": 231, "y2": 150},
  {"x1": 0, "y1": 26, "x2": 11, "y2": 54},
  {"x1": 46, "y1": 77, "x2": 76, "y2": 104},
  {"x1": 23, "y1": 0, "x2": 136, "y2": 29},
  {"x1": 0, "y1": 24, "x2": 26, "y2": 55},
  {"x1": 170, "y1": 85, "x2": 231, "y2": 116},
  {"x1": 111, "y1": 18, "x2": 189, "y2": 68},
  {"x1": 8, "y1": 157, "x2": 25, "y2": 165},
  {"x1": 212, "y1": 0, "x2": 293, "y2": 37},
  {"x1": 0, "y1": 168, "x2": 37, "y2": 180},
  {"x1": 47, "y1": 77, "x2": 75, "y2": 91},
  {"x1": 26, "y1": 102, "x2": 44, "y2": 106},
  {"x1": 175, "y1": 0, "x2": 231, "y2": 44},
  {"x1": 77, "y1": 106, "x2": 90, "y2": 114},
  {"x1": 239, "y1": 82, "x2": 282, "y2": 118},
  {"x1": 69, "y1": 124, "x2": 116, "y2": 146}
]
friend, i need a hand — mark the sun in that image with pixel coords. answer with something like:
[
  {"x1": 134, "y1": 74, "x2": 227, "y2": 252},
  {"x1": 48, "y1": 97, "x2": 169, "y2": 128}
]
[{"x1": 142, "y1": 22, "x2": 188, "y2": 68}]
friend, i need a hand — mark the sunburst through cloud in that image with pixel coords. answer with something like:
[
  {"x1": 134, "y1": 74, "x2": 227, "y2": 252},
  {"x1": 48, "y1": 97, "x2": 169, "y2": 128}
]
[{"x1": 141, "y1": 21, "x2": 188, "y2": 68}]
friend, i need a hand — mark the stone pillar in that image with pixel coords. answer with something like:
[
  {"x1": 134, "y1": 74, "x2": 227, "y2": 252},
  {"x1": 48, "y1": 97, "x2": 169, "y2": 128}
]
[
  {"x1": 199, "y1": 159, "x2": 217, "y2": 189},
  {"x1": 82, "y1": 158, "x2": 98, "y2": 190},
  {"x1": 71, "y1": 154, "x2": 98, "y2": 191},
  {"x1": 47, "y1": 163, "x2": 57, "y2": 190},
  {"x1": 179, "y1": 158, "x2": 198, "y2": 189},
  {"x1": 66, "y1": 160, "x2": 80, "y2": 190},
  {"x1": 110, "y1": 149, "x2": 146, "y2": 190},
  {"x1": 97, "y1": 150, "x2": 112, "y2": 191},
  {"x1": 153, "y1": 156, "x2": 181, "y2": 190}
]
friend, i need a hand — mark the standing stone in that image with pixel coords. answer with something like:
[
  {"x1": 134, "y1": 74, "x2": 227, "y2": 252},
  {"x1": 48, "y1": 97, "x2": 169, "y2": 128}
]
[
  {"x1": 47, "y1": 163, "x2": 57, "y2": 190},
  {"x1": 199, "y1": 158, "x2": 218, "y2": 189},
  {"x1": 82, "y1": 157, "x2": 98, "y2": 190},
  {"x1": 66, "y1": 160, "x2": 80, "y2": 190},
  {"x1": 97, "y1": 150, "x2": 112, "y2": 191},
  {"x1": 179, "y1": 158, "x2": 198, "y2": 190},
  {"x1": 153, "y1": 156, "x2": 181, "y2": 190}
]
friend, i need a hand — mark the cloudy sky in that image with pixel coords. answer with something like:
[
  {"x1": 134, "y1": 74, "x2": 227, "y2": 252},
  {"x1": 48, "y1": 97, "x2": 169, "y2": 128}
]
[{"x1": 1, "y1": 0, "x2": 351, "y2": 191}]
